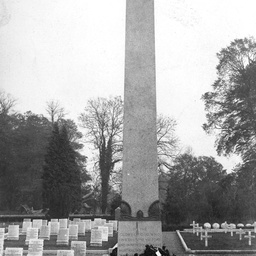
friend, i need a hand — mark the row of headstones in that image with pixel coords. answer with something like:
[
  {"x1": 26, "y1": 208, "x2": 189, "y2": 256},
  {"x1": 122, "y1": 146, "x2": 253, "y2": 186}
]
[
  {"x1": 3, "y1": 218, "x2": 118, "y2": 247},
  {"x1": 190, "y1": 221, "x2": 256, "y2": 232},
  {"x1": 2, "y1": 240, "x2": 86, "y2": 256},
  {"x1": 189, "y1": 221, "x2": 256, "y2": 247}
]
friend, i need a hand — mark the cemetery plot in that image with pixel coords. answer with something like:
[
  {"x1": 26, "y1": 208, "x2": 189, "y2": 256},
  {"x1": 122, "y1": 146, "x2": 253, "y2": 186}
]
[
  {"x1": 77, "y1": 222, "x2": 85, "y2": 236},
  {"x1": 3, "y1": 232, "x2": 117, "y2": 250},
  {"x1": 180, "y1": 231, "x2": 256, "y2": 250},
  {"x1": 59, "y1": 219, "x2": 68, "y2": 229},
  {"x1": 57, "y1": 250, "x2": 74, "y2": 256},
  {"x1": 49, "y1": 222, "x2": 60, "y2": 235},
  {"x1": 22, "y1": 221, "x2": 32, "y2": 234},
  {"x1": 82, "y1": 220, "x2": 91, "y2": 232},
  {"x1": 32, "y1": 220, "x2": 43, "y2": 230}
]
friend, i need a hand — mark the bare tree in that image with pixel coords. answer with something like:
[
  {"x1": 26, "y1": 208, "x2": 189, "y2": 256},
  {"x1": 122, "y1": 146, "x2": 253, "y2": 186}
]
[
  {"x1": 0, "y1": 90, "x2": 16, "y2": 115},
  {"x1": 79, "y1": 96, "x2": 123, "y2": 213},
  {"x1": 46, "y1": 100, "x2": 66, "y2": 124}
]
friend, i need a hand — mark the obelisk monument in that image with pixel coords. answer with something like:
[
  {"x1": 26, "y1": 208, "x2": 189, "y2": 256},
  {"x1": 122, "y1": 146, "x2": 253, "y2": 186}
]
[{"x1": 118, "y1": 0, "x2": 162, "y2": 255}]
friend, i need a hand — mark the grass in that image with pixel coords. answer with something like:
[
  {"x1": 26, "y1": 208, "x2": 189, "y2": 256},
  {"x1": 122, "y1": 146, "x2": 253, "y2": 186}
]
[
  {"x1": 4, "y1": 233, "x2": 117, "y2": 250},
  {"x1": 180, "y1": 231, "x2": 256, "y2": 251}
]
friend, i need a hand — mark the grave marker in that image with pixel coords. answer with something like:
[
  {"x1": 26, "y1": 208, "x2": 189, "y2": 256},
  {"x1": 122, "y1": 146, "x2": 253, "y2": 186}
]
[
  {"x1": 98, "y1": 226, "x2": 109, "y2": 242},
  {"x1": 190, "y1": 221, "x2": 197, "y2": 234},
  {"x1": 104, "y1": 223, "x2": 114, "y2": 237},
  {"x1": 57, "y1": 228, "x2": 69, "y2": 246},
  {"x1": 69, "y1": 225, "x2": 78, "y2": 240},
  {"x1": 108, "y1": 220, "x2": 118, "y2": 232},
  {"x1": 236, "y1": 228, "x2": 246, "y2": 240},
  {"x1": 49, "y1": 222, "x2": 60, "y2": 235},
  {"x1": 0, "y1": 239, "x2": 3, "y2": 256},
  {"x1": 27, "y1": 239, "x2": 44, "y2": 256},
  {"x1": 83, "y1": 220, "x2": 91, "y2": 232},
  {"x1": 93, "y1": 219, "x2": 102, "y2": 228},
  {"x1": 39, "y1": 225, "x2": 50, "y2": 240},
  {"x1": 32, "y1": 220, "x2": 43, "y2": 230},
  {"x1": 57, "y1": 250, "x2": 74, "y2": 256},
  {"x1": 59, "y1": 219, "x2": 68, "y2": 229},
  {"x1": 0, "y1": 228, "x2": 5, "y2": 240},
  {"x1": 5, "y1": 247, "x2": 23, "y2": 256},
  {"x1": 22, "y1": 221, "x2": 32, "y2": 234},
  {"x1": 25, "y1": 228, "x2": 39, "y2": 245},
  {"x1": 42, "y1": 220, "x2": 48, "y2": 226},
  {"x1": 71, "y1": 241, "x2": 86, "y2": 256},
  {"x1": 90, "y1": 228, "x2": 102, "y2": 246},
  {"x1": 244, "y1": 231, "x2": 255, "y2": 246},
  {"x1": 201, "y1": 230, "x2": 212, "y2": 247},
  {"x1": 7, "y1": 225, "x2": 19, "y2": 240},
  {"x1": 77, "y1": 222, "x2": 85, "y2": 236}
]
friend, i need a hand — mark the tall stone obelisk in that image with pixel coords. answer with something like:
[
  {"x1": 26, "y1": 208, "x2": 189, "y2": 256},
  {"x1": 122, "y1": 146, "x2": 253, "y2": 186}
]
[{"x1": 118, "y1": 0, "x2": 162, "y2": 255}]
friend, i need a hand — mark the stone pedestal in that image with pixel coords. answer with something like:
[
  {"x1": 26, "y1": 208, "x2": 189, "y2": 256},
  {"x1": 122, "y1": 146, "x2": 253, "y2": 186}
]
[{"x1": 118, "y1": 221, "x2": 162, "y2": 256}]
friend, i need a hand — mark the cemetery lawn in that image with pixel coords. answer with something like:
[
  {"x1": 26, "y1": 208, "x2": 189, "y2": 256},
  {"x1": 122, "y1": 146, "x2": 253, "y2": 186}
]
[
  {"x1": 4, "y1": 233, "x2": 117, "y2": 250},
  {"x1": 181, "y1": 232, "x2": 256, "y2": 251}
]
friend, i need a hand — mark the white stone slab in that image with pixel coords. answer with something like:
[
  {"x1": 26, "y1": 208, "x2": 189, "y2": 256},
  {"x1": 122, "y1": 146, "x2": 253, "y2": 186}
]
[
  {"x1": 25, "y1": 228, "x2": 39, "y2": 245},
  {"x1": 90, "y1": 228, "x2": 102, "y2": 246},
  {"x1": 93, "y1": 218, "x2": 102, "y2": 228},
  {"x1": 42, "y1": 220, "x2": 48, "y2": 226},
  {"x1": 71, "y1": 241, "x2": 86, "y2": 256},
  {"x1": 51, "y1": 219, "x2": 59, "y2": 222},
  {"x1": 98, "y1": 226, "x2": 108, "y2": 242},
  {"x1": 32, "y1": 220, "x2": 43, "y2": 229},
  {"x1": 27, "y1": 239, "x2": 44, "y2": 256},
  {"x1": 7, "y1": 225, "x2": 19, "y2": 240},
  {"x1": 5, "y1": 247, "x2": 23, "y2": 256},
  {"x1": 39, "y1": 225, "x2": 50, "y2": 240},
  {"x1": 59, "y1": 219, "x2": 68, "y2": 229},
  {"x1": 0, "y1": 228, "x2": 5, "y2": 240},
  {"x1": 49, "y1": 222, "x2": 60, "y2": 235},
  {"x1": 69, "y1": 225, "x2": 78, "y2": 240},
  {"x1": 108, "y1": 220, "x2": 118, "y2": 232},
  {"x1": 77, "y1": 222, "x2": 85, "y2": 236},
  {"x1": 82, "y1": 220, "x2": 91, "y2": 232},
  {"x1": 57, "y1": 228, "x2": 69, "y2": 246},
  {"x1": 104, "y1": 223, "x2": 114, "y2": 237},
  {"x1": 22, "y1": 221, "x2": 32, "y2": 234},
  {"x1": 57, "y1": 250, "x2": 74, "y2": 256}
]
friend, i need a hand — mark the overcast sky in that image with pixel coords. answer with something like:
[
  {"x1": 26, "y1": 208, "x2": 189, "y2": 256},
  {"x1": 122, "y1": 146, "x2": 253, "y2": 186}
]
[{"x1": 1, "y1": 0, "x2": 256, "y2": 171}]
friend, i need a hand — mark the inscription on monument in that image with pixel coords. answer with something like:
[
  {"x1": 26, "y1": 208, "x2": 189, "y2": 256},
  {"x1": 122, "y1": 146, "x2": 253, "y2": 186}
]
[{"x1": 118, "y1": 221, "x2": 162, "y2": 256}]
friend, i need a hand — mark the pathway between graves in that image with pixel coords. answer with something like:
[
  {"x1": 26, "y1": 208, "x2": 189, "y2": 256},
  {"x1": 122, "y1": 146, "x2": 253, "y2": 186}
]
[{"x1": 162, "y1": 231, "x2": 186, "y2": 256}]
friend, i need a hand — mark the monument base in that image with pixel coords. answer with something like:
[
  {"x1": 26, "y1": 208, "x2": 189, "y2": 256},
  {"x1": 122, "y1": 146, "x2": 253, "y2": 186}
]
[{"x1": 117, "y1": 221, "x2": 162, "y2": 256}]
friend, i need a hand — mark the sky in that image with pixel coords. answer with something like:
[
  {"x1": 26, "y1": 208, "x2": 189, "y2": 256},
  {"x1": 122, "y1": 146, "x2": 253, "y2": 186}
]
[{"x1": 1, "y1": 0, "x2": 256, "y2": 171}]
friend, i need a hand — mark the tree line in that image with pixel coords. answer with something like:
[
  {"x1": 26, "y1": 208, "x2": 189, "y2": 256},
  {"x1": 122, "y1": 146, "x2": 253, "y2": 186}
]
[{"x1": 1, "y1": 37, "x2": 256, "y2": 224}]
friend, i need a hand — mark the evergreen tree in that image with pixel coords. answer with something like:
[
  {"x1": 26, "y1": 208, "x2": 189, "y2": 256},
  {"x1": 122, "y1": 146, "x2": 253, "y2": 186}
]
[{"x1": 42, "y1": 123, "x2": 82, "y2": 218}]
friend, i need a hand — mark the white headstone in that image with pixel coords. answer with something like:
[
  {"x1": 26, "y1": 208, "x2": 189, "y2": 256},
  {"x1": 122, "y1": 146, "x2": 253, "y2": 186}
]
[
  {"x1": 71, "y1": 241, "x2": 86, "y2": 256},
  {"x1": 93, "y1": 219, "x2": 102, "y2": 228},
  {"x1": 82, "y1": 220, "x2": 91, "y2": 232},
  {"x1": 57, "y1": 228, "x2": 69, "y2": 246},
  {"x1": 39, "y1": 225, "x2": 50, "y2": 240},
  {"x1": 0, "y1": 228, "x2": 5, "y2": 240},
  {"x1": 32, "y1": 220, "x2": 43, "y2": 230},
  {"x1": 212, "y1": 223, "x2": 220, "y2": 229},
  {"x1": 73, "y1": 218, "x2": 81, "y2": 223},
  {"x1": 104, "y1": 223, "x2": 114, "y2": 237},
  {"x1": 57, "y1": 250, "x2": 74, "y2": 256},
  {"x1": 204, "y1": 223, "x2": 211, "y2": 230},
  {"x1": 5, "y1": 248, "x2": 23, "y2": 256},
  {"x1": 59, "y1": 219, "x2": 68, "y2": 229},
  {"x1": 237, "y1": 223, "x2": 244, "y2": 228},
  {"x1": 42, "y1": 220, "x2": 48, "y2": 226},
  {"x1": 90, "y1": 228, "x2": 102, "y2": 246},
  {"x1": 69, "y1": 225, "x2": 78, "y2": 240},
  {"x1": 25, "y1": 228, "x2": 39, "y2": 245},
  {"x1": 7, "y1": 225, "x2": 19, "y2": 240},
  {"x1": 77, "y1": 222, "x2": 85, "y2": 236},
  {"x1": 49, "y1": 222, "x2": 60, "y2": 235},
  {"x1": 27, "y1": 239, "x2": 44, "y2": 256},
  {"x1": 108, "y1": 220, "x2": 118, "y2": 232},
  {"x1": 98, "y1": 226, "x2": 108, "y2": 242},
  {"x1": 22, "y1": 221, "x2": 32, "y2": 234},
  {"x1": 24, "y1": 218, "x2": 31, "y2": 222}
]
